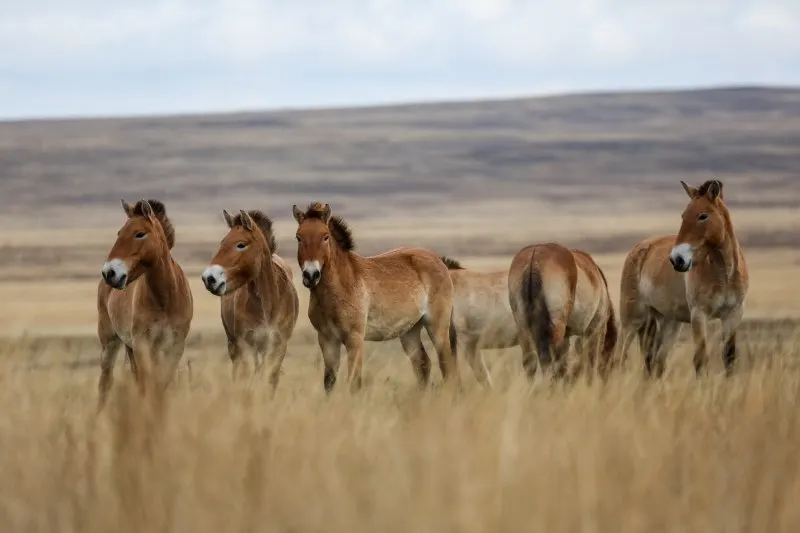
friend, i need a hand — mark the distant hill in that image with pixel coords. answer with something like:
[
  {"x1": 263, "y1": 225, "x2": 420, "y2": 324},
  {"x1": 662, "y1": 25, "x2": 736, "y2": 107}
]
[{"x1": 1, "y1": 86, "x2": 798, "y2": 223}]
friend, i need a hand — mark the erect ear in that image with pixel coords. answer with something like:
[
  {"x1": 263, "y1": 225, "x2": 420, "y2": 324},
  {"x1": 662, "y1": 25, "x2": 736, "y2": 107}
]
[
  {"x1": 292, "y1": 204, "x2": 305, "y2": 224},
  {"x1": 239, "y1": 210, "x2": 254, "y2": 232},
  {"x1": 680, "y1": 181, "x2": 697, "y2": 199},
  {"x1": 706, "y1": 179, "x2": 723, "y2": 202},
  {"x1": 139, "y1": 199, "x2": 155, "y2": 219},
  {"x1": 223, "y1": 209, "x2": 235, "y2": 229},
  {"x1": 121, "y1": 199, "x2": 134, "y2": 218},
  {"x1": 318, "y1": 203, "x2": 332, "y2": 223}
]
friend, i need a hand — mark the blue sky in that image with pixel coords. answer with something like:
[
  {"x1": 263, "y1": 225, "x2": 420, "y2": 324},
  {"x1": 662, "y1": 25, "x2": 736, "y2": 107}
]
[{"x1": 1, "y1": 0, "x2": 799, "y2": 119}]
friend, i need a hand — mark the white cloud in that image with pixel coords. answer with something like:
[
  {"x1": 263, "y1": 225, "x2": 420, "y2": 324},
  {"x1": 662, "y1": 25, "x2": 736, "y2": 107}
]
[{"x1": 0, "y1": 0, "x2": 799, "y2": 118}]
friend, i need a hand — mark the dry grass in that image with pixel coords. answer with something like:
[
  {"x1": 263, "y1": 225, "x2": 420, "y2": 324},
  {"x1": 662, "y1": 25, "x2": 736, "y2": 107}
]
[
  {"x1": 2, "y1": 328, "x2": 800, "y2": 532},
  {"x1": 2, "y1": 86, "x2": 800, "y2": 531}
]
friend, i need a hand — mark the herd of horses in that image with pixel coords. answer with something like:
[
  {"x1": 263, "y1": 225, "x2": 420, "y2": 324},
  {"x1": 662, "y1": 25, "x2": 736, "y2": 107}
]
[{"x1": 96, "y1": 178, "x2": 748, "y2": 410}]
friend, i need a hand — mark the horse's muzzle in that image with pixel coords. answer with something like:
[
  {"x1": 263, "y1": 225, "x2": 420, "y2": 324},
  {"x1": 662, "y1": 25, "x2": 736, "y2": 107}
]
[
  {"x1": 669, "y1": 254, "x2": 691, "y2": 272},
  {"x1": 302, "y1": 269, "x2": 321, "y2": 288}
]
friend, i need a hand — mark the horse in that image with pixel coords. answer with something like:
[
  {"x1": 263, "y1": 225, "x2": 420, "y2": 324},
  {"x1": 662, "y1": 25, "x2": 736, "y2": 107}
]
[
  {"x1": 292, "y1": 202, "x2": 460, "y2": 393},
  {"x1": 618, "y1": 179, "x2": 748, "y2": 377},
  {"x1": 507, "y1": 243, "x2": 618, "y2": 382},
  {"x1": 440, "y1": 256, "x2": 519, "y2": 388},
  {"x1": 201, "y1": 209, "x2": 299, "y2": 392},
  {"x1": 97, "y1": 199, "x2": 194, "y2": 411}
]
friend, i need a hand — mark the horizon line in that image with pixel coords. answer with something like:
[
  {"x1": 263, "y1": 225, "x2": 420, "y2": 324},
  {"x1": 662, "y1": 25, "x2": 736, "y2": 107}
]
[{"x1": 3, "y1": 82, "x2": 799, "y2": 125}]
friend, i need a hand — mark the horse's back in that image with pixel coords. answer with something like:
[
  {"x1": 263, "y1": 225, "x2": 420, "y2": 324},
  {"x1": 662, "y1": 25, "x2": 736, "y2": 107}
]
[
  {"x1": 362, "y1": 246, "x2": 451, "y2": 291},
  {"x1": 621, "y1": 234, "x2": 689, "y2": 323}
]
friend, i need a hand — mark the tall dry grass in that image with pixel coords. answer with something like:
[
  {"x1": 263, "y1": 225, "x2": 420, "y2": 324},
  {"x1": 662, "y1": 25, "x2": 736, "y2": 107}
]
[{"x1": 1, "y1": 328, "x2": 799, "y2": 533}]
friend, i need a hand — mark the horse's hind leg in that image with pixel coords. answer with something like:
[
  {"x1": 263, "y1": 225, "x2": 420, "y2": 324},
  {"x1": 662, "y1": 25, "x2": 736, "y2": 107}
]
[
  {"x1": 400, "y1": 323, "x2": 432, "y2": 388},
  {"x1": 423, "y1": 314, "x2": 461, "y2": 388}
]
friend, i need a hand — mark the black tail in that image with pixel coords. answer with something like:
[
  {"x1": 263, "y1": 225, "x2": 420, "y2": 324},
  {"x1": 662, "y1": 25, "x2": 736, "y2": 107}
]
[
  {"x1": 602, "y1": 303, "x2": 619, "y2": 368},
  {"x1": 449, "y1": 308, "x2": 458, "y2": 359},
  {"x1": 521, "y1": 263, "x2": 553, "y2": 365},
  {"x1": 440, "y1": 256, "x2": 464, "y2": 270}
]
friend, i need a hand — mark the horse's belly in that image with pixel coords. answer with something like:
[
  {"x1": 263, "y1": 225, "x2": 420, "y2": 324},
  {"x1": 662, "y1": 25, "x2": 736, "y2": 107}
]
[
  {"x1": 364, "y1": 311, "x2": 423, "y2": 342},
  {"x1": 639, "y1": 275, "x2": 690, "y2": 322},
  {"x1": 473, "y1": 313, "x2": 519, "y2": 349}
]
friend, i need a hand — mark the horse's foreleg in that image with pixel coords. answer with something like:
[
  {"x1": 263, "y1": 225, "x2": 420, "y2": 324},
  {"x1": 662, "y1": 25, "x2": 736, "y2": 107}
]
[
  {"x1": 690, "y1": 310, "x2": 710, "y2": 376},
  {"x1": 97, "y1": 335, "x2": 122, "y2": 413},
  {"x1": 721, "y1": 307, "x2": 743, "y2": 376},
  {"x1": 227, "y1": 339, "x2": 246, "y2": 381},
  {"x1": 461, "y1": 336, "x2": 492, "y2": 389},
  {"x1": 318, "y1": 333, "x2": 342, "y2": 394},
  {"x1": 265, "y1": 336, "x2": 288, "y2": 397},
  {"x1": 343, "y1": 335, "x2": 366, "y2": 392}
]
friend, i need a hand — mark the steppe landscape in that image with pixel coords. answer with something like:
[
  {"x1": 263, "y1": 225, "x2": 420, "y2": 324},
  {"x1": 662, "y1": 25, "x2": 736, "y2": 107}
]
[{"x1": 1, "y1": 86, "x2": 799, "y2": 532}]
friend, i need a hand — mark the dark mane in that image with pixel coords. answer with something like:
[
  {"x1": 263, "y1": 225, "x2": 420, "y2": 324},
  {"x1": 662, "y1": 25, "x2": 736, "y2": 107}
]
[
  {"x1": 440, "y1": 256, "x2": 464, "y2": 270},
  {"x1": 232, "y1": 210, "x2": 277, "y2": 253},
  {"x1": 696, "y1": 179, "x2": 724, "y2": 199},
  {"x1": 133, "y1": 199, "x2": 175, "y2": 249},
  {"x1": 303, "y1": 203, "x2": 355, "y2": 251}
]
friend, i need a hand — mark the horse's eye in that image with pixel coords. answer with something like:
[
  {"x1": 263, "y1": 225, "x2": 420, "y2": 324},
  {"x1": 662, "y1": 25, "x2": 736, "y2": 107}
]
[
  {"x1": 296, "y1": 236, "x2": 301, "y2": 243},
  {"x1": 323, "y1": 234, "x2": 329, "y2": 242},
  {"x1": 698, "y1": 213, "x2": 709, "y2": 222},
  {"x1": 135, "y1": 232, "x2": 146, "y2": 239},
  {"x1": 236, "y1": 242, "x2": 247, "y2": 250}
]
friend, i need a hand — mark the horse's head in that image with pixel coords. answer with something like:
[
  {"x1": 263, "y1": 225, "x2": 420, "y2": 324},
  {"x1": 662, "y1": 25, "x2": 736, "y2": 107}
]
[
  {"x1": 202, "y1": 209, "x2": 275, "y2": 296},
  {"x1": 102, "y1": 199, "x2": 173, "y2": 290},
  {"x1": 293, "y1": 202, "x2": 333, "y2": 289},
  {"x1": 670, "y1": 179, "x2": 728, "y2": 273}
]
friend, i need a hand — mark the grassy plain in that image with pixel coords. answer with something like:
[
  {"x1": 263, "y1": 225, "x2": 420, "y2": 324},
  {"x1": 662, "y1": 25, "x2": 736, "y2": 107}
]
[{"x1": 1, "y1": 86, "x2": 800, "y2": 531}]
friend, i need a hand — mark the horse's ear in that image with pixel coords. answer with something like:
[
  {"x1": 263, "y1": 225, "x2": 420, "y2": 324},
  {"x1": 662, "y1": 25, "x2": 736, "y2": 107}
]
[
  {"x1": 121, "y1": 199, "x2": 134, "y2": 218},
  {"x1": 706, "y1": 179, "x2": 723, "y2": 202},
  {"x1": 319, "y1": 203, "x2": 332, "y2": 223},
  {"x1": 139, "y1": 199, "x2": 155, "y2": 219},
  {"x1": 239, "y1": 210, "x2": 254, "y2": 232},
  {"x1": 680, "y1": 181, "x2": 697, "y2": 199},
  {"x1": 292, "y1": 205, "x2": 305, "y2": 224},
  {"x1": 223, "y1": 209, "x2": 235, "y2": 228}
]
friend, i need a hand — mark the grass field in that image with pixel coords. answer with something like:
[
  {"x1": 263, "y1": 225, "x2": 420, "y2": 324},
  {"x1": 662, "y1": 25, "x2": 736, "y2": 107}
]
[{"x1": 2, "y1": 86, "x2": 800, "y2": 531}]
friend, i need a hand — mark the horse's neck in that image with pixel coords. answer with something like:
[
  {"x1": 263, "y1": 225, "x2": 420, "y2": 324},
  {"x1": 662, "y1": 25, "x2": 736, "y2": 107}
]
[
  {"x1": 316, "y1": 248, "x2": 358, "y2": 301},
  {"x1": 143, "y1": 253, "x2": 182, "y2": 311},
  {"x1": 709, "y1": 213, "x2": 742, "y2": 282},
  {"x1": 248, "y1": 252, "x2": 279, "y2": 314}
]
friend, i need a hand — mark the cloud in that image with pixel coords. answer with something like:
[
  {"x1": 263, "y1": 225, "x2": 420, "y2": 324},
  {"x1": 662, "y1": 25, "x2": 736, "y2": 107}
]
[{"x1": 1, "y1": 0, "x2": 799, "y2": 118}]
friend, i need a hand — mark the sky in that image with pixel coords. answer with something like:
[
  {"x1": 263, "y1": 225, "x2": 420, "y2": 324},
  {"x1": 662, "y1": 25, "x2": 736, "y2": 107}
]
[{"x1": 1, "y1": 0, "x2": 799, "y2": 120}]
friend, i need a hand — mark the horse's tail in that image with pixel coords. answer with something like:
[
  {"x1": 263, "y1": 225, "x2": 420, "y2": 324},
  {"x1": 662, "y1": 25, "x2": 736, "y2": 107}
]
[
  {"x1": 440, "y1": 256, "x2": 464, "y2": 270},
  {"x1": 521, "y1": 261, "x2": 553, "y2": 365},
  {"x1": 449, "y1": 307, "x2": 458, "y2": 358}
]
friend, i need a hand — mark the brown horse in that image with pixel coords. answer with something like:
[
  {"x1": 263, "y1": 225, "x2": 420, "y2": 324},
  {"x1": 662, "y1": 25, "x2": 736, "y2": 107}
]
[
  {"x1": 619, "y1": 179, "x2": 748, "y2": 377},
  {"x1": 441, "y1": 257, "x2": 518, "y2": 388},
  {"x1": 201, "y1": 209, "x2": 299, "y2": 391},
  {"x1": 97, "y1": 199, "x2": 194, "y2": 410},
  {"x1": 292, "y1": 202, "x2": 460, "y2": 392},
  {"x1": 507, "y1": 243, "x2": 618, "y2": 381}
]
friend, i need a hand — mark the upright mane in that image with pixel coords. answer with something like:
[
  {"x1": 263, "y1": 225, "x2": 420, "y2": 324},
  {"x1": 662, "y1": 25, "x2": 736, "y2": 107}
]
[
  {"x1": 440, "y1": 256, "x2": 464, "y2": 270},
  {"x1": 132, "y1": 199, "x2": 175, "y2": 250},
  {"x1": 695, "y1": 179, "x2": 724, "y2": 200},
  {"x1": 232, "y1": 210, "x2": 277, "y2": 253},
  {"x1": 303, "y1": 202, "x2": 355, "y2": 251}
]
